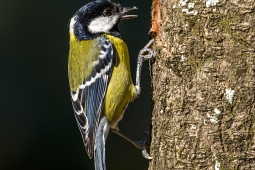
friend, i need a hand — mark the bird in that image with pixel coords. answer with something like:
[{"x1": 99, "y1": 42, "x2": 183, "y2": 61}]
[{"x1": 68, "y1": 0, "x2": 155, "y2": 169}]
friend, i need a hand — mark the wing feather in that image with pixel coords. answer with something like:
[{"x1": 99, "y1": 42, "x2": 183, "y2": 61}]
[{"x1": 69, "y1": 36, "x2": 116, "y2": 158}]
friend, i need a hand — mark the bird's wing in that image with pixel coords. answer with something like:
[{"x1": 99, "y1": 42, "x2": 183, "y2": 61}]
[{"x1": 68, "y1": 36, "x2": 117, "y2": 158}]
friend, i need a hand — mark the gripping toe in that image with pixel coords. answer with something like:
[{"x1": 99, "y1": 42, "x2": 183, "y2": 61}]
[
  {"x1": 136, "y1": 129, "x2": 153, "y2": 160},
  {"x1": 139, "y1": 39, "x2": 156, "y2": 61}
]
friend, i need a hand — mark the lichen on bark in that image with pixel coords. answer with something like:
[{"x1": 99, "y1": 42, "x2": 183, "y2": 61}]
[{"x1": 149, "y1": 0, "x2": 255, "y2": 169}]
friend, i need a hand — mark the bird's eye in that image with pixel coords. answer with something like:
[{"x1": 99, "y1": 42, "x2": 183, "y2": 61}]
[{"x1": 103, "y1": 9, "x2": 112, "y2": 16}]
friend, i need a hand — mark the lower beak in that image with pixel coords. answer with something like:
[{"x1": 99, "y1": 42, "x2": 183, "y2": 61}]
[{"x1": 121, "y1": 6, "x2": 138, "y2": 20}]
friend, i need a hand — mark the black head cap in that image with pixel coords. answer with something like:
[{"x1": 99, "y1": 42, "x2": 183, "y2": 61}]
[{"x1": 69, "y1": 0, "x2": 137, "y2": 41}]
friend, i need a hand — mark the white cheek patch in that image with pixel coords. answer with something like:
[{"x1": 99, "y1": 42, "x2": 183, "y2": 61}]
[
  {"x1": 69, "y1": 16, "x2": 77, "y2": 34},
  {"x1": 88, "y1": 15, "x2": 119, "y2": 33}
]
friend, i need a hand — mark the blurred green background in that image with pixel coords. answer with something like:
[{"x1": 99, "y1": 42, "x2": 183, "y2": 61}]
[{"x1": 0, "y1": 0, "x2": 152, "y2": 169}]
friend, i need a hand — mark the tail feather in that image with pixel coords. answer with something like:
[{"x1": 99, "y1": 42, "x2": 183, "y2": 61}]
[{"x1": 94, "y1": 116, "x2": 110, "y2": 170}]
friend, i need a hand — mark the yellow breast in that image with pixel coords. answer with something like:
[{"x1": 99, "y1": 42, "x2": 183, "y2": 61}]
[{"x1": 103, "y1": 34, "x2": 136, "y2": 125}]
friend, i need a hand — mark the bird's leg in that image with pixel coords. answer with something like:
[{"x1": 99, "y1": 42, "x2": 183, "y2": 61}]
[
  {"x1": 111, "y1": 128, "x2": 153, "y2": 159},
  {"x1": 110, "y1": 40, "x2": 156, "y2": 160},
  {"x1": 116, "y1": 39, "x2": 156, "y2": 159},
  {"x1": 94, "y1": 117, "x2": 110, "y2": 170},
  {"x1": 135, "y1": 39, "x2": 156, "y2": 95}
]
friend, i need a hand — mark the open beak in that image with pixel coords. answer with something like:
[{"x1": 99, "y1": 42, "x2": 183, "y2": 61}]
[{"x1": 121, "y1": 6, "x2": 138, "y2": 20}]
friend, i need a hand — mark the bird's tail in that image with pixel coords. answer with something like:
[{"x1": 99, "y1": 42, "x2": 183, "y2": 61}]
[{"x1": 94, "y1": 116, "x2": 110, "y2": 170}]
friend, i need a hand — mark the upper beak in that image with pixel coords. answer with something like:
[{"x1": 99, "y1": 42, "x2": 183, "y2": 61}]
[{"x1": 121, "y1": 6, "x2": 138, "y2": 20}]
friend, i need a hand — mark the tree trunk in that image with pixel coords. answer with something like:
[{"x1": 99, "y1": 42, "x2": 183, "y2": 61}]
[{"x1": 149, "y1": 0, "x2": 255, "y2": 169}]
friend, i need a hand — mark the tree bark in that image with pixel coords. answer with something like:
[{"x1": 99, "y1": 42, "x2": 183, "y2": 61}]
[{"x1": 149, "y1": 0, "x2": 255, "y2": 169}]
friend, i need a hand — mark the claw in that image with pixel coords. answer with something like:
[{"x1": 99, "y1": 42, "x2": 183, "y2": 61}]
[
  {"x1": 139, "y1": 49, "x2": 156, "y2": 60},
  {"x1": 111, "y1": 128, "x2": 153, "y2": 159},
  {"x1": 139, "y1": 39, "x2": 156, "y2": 61},
  {"x1": 136, "y1": 129, "x2": 153, "y2": 160},
  {"x1": 143, "y1": 39, "x2": 155, "y2": 49},
  {"x1": 142, "y1": 148, "x2": 153, "y2": 159}
]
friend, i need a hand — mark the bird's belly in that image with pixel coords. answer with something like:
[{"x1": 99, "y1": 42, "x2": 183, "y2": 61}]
[{"x1": 103, "y1": 63, "x2": 133, "y2": 126}]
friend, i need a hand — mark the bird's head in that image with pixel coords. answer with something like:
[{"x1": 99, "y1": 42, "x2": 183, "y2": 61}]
[{"x1": 69, "y1": 0, "x2": 137, "y2": 40}]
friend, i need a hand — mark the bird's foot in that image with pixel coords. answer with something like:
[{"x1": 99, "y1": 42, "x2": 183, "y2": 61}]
[
  {"x1": 139, "y1": 39, "x2": 156, "y2": 61},
  {"x1": 135, "y1": 129, "x2": 153, "y2": 160}
]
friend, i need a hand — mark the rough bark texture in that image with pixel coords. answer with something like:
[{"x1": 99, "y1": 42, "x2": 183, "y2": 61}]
[{"x1": 149, "y1": 0, "x2": 255, "y2": 169}]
